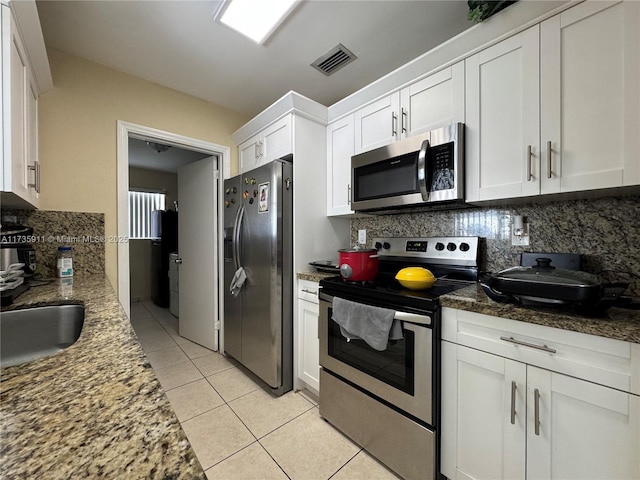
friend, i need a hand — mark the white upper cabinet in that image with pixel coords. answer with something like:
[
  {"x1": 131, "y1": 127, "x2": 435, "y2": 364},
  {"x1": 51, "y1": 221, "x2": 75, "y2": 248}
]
[
  {"x1": 399, "y1": 62, "x2": 465, "y2": 139},
  {"x1": 465, "y1": 26, "x2": 541, "y2": 202},
  {"x1": 354, "y1": 91, "x2": 400, "y2": 154},
  {"x1": 239, "y1": 115, "x2": 292, "y2": 174},
  {"x1": 540, "y1": 0, "x2": 640, "y2": 193},
  {"x1": 353, "y1": 62, "x2": 465, "y2": 155},
  {"x1": 466, "y1": 0, "x2": 640, "y2": 203},
  {"x1": 2, "y1": 5, "x2": 40, "y2": 208},
  {"x1": 326, "y1": 115, "x2": 354, "y2": 216}
]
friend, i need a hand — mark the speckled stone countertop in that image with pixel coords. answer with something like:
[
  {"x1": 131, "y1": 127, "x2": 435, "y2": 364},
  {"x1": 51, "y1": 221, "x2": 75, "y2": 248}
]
[
  {"x1": 441, "y1": 284, "x2": 640, "y2": 344},
  {"x1": 0, "y1": 276, "x2": 205, "y2": 479},
  {"x1": 297, "y1": 271, "x2": 336, "y2": 283}
]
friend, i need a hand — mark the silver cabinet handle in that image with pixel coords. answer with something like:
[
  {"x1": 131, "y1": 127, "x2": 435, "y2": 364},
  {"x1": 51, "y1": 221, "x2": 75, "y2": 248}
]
[
  {"x1": 527, "y1": 145, "x2": 533, "y2": 181},
  {"x1": 255, "y1": 142, "x2": 259, "y2": 159},
  {"x1": 534, "y1": 388, "x2": 541, "y2": 436},
  {"x1": 301, "y1": 288, "x2": 317, "y2": 295},
  {"x1": 500, "y1": 336, "x2": 557, "y2": 354},
  {"x1": 174, "y1": 258, "x2": 182, "y2": 264},
  {"x1": 546, "y1": 140, "x2": 552, "y2": 179},
  {"x1": 510, "y1": 381, "x2": 517, "y2": 425},
  {"x1": 28, "y1": 162, "x2": 40, "y2": 192},
  {"x1": 391, "y1": 112, "x2": 398, "y2": 136},
  {"x1": 347, "y1": 184, "x2": 351, "y2": 205},
  {"x1": 401, "y1": 108, "x2": 407, "y2": 133}
]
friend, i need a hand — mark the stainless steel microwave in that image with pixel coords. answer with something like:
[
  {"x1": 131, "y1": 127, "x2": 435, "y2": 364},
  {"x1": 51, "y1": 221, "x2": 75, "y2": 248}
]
[{"x1": 351, "y1": 123, "x2": 464, "y2": 212}]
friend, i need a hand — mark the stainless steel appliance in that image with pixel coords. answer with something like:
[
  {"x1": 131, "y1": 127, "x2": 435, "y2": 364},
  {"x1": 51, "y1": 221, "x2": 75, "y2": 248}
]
[
  {"x1": 351, "y1": 123, "x2": 464, "y2": 212},
  {"x1": 223, "y1": 157, "x2": 293, "y2": 396},
  {"x1": 318, "y1": 236, "x2": 480, "y2": 480}
]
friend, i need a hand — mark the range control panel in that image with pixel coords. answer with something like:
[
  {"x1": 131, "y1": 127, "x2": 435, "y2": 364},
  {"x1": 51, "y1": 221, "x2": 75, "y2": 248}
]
[{"x1": 372, "y1": 236, "x2": 479, "y2": 266}]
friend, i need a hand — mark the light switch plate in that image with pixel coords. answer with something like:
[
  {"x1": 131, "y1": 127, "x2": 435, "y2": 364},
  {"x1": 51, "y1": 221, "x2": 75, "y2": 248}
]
[
  {"x1": 358, "y1": 229, "x2": 366, "y2": 245},
  {"x1": 511, "y1": 222, "x2": 530, "y2": 246}
]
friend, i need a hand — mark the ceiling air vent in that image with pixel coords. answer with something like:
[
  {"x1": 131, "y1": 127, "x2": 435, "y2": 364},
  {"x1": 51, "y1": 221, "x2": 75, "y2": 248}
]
[{"x1": 311, "y1": 44, "x2": 357, "y2": 76}]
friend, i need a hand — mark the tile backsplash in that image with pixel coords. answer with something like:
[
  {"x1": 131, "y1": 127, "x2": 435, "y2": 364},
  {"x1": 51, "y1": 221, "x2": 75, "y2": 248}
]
[
  {"x1": 1, "y1": 209, "x2": 105, "y2": 277},
  {"x1": 351, "y1": 195, "x2": 640, "y2": 297}
]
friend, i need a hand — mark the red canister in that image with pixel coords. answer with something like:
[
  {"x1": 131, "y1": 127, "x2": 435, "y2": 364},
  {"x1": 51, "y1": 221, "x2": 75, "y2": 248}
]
[{"x1": 338, "y1": 248, "x2": 379, "y2": 281}]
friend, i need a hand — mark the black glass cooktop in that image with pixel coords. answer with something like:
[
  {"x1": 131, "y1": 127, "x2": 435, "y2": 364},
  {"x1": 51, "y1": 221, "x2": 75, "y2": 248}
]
[{"x1": 319, "y1": 272, "x2": 475, "y2": 313}]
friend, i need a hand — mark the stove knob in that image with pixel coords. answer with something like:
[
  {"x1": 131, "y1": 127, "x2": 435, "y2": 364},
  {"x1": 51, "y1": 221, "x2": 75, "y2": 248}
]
[
  {"x1": 225, "y1": 188, "x2": 230, "y2": 195},
  {"x1": 435, "y1": 242, "x2": 445, "y2": 251},
  {"x1": 383, "y1": 242, "x2": 391, "y2": 250},
  {"x1": 447, "y1": 242, "x2": 457, "y2": 251},
  {"x1": 459, "y1": 242, "x2": 470, "y2": 252},
  {"x1": 374, "y1": 242, "x2": 382, "y2": 250}
]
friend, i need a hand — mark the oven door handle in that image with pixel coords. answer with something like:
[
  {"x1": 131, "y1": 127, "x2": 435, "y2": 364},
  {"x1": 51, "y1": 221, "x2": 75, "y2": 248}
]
[
  {"x1": 319, "y1": 293, "x2": 432, "y2": 326},
  {"x1": 417, "y1": 138, "x2": 430, "y2": 201}
]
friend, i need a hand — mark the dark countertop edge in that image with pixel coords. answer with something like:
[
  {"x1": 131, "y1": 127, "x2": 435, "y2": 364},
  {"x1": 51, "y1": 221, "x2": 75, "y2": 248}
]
[
  {"x1": 0, "y1": 276, "x2": 206, "y2": 479},
  {"x1": 440, "y1": 284, "x2": 640, "y2": 344}
]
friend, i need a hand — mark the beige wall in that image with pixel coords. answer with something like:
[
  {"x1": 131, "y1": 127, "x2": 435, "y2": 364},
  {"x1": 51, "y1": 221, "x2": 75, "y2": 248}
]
[
  {"x1": 38, "y1": 49, "x2": 248, "y2": 290},
  {"x1": 129, "y1": 167, "x2": 178, "y2": 208}
]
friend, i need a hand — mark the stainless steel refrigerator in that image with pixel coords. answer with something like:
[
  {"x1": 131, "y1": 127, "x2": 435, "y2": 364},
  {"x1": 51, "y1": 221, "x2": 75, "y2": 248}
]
[{"x1": 223, "y1": 157, "x2": 293, "y2": 396}]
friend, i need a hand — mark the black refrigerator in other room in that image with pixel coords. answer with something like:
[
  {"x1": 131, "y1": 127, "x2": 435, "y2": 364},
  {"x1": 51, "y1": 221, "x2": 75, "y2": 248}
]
[{"x1": 151, "y1": 209, "x2": 178, "y2": 307}]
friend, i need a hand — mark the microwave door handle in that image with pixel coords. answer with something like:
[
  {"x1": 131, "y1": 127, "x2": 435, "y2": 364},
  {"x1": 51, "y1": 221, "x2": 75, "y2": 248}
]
[{"x1": 418, "y1": 139, "x2": 430, "y2": 201}]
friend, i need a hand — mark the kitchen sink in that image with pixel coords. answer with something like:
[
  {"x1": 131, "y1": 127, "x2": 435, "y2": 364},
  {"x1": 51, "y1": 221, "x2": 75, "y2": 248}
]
[{"x1": 1, "y1": 304, "x2": 85, "y2": 368}]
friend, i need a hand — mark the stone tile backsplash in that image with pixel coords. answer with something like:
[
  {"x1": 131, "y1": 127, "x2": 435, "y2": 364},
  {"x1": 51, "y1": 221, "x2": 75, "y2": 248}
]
[
  {"x1": 351, "y1": 195, "x2": 640, "y2": 297},
  {"x1": 1, "y1": 209, "x2": 105, "y2": 277}
]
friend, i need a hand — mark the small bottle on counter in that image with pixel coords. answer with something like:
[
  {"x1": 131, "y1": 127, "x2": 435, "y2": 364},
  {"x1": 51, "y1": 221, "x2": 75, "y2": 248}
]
[{"x1": 56, "y1": 246, "x2": 73, "y2": 277}]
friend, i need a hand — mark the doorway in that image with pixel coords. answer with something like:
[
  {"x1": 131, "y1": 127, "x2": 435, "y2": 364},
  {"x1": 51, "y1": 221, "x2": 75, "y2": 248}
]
[{"x1": 117, "y1": 121, "x2": 230, "y2": 351}]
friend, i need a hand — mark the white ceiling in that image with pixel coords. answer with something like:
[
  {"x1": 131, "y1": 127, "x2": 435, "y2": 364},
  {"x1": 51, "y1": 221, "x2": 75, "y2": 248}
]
[
  {"x1": 128, "y1": 138, "x2": 211, "y2": 173},
  {"x1": 35, "y1": 0, "x2": 474, "y2": 119}
]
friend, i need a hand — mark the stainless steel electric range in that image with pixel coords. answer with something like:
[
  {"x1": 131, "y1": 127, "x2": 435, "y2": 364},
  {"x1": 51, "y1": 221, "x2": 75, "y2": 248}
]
[{"x1": 318, "y1": 236, "x2": 481, "y2": 480}]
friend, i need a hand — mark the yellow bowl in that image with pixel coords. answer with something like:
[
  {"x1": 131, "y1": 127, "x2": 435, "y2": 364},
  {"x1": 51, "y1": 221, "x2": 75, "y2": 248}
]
[{"x1": 395, "y1": 267, "x2": 436, "y2": 290}]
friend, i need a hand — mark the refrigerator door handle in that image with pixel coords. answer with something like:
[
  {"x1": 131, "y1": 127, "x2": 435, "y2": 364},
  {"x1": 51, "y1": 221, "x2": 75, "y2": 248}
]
[{"x1": 233, "y1": 204, "x2": 245, "y2": 269}]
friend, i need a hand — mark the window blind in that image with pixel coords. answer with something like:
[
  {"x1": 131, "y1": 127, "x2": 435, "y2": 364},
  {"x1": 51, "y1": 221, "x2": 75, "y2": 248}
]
[{"x1": 128, "y1": 191, "x2": 166, "y2": 239}]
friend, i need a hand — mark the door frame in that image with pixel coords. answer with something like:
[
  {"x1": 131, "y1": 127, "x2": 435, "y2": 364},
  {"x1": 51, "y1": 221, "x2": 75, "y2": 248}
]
[{"x1": 116, "y1": 120, "x2": 230, "y2": 336}]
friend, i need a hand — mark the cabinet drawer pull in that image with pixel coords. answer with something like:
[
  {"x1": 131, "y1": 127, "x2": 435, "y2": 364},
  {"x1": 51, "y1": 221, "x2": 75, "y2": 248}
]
[
  {"x1": 526, "y1": 145, "x2": 533, "y2": 181},
  {"x1": 510, "y1": 381, "x2": 517, "y2": 425},
  {"x1": 301, "y1": 288, "x2": 318, "y2": 295},
  {"x1": 546, "y1": 140, "x2": 552, "y2": 179},
  {"x1": 347, "y1": 184, "x2": 351, "y2": 205},
  {"x1": 391, "y1": 112, "x2": 398, "y2": 136},
  {"x1": 401, "y1": 108, "x2": 407, "y2": 133},
  {"x1": 499, "y1": 336, "x2": 556, "y2": 354},
  {"x1": 534, "y1": 388, "x2": 541, "y2": 436}
]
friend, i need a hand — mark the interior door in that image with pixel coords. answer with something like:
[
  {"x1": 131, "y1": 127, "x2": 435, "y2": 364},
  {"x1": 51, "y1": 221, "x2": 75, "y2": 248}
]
[{"x1": 177, "y1": 156, "x2": 219, "y2": 350}]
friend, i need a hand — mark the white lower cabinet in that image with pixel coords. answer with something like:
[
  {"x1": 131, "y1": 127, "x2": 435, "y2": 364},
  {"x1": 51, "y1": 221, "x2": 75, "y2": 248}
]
[
  {"x1": 296, "y1": 280, "x2": 320, "y2": 393},
  {"x1": 441, "y1": 307, "x2": 640, "y2": 480}
]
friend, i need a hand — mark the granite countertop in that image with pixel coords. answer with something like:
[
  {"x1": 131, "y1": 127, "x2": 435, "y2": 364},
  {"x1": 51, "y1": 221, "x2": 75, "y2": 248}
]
[
  {"x1": 441, "y1": 284, "x2": 640, "y2": 344},
  {"x1": 297, "y1": 271, "x2": 337, "y2": 283},
  {"x1": 0, "y1": 276, "x2": 205, "y2": 479}
]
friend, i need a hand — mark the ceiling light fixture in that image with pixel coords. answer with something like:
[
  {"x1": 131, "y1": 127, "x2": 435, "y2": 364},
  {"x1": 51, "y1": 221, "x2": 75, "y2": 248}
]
[
  {"x1": 146, "y1": 141, "x2": 171, "y2": 153},
  {"x1": 214, "y1": 0, "x2": 298, "y2": 44}
]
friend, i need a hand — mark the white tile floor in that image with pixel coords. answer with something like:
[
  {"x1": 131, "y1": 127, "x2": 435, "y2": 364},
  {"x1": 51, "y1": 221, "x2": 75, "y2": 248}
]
[{"x1": 130, "y1": 300, "x2": 402, "y2": 480}]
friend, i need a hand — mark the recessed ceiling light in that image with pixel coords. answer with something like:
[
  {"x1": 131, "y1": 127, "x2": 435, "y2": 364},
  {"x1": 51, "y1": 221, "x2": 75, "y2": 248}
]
[{"x1": 214, "y1": 0, "x2": 298, "y2": 44}]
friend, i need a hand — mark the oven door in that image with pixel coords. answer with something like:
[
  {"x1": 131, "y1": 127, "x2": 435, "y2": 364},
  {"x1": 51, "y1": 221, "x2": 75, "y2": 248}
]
[{"x1": 319, "y1": 292, "x2": 433, "y2": 425}]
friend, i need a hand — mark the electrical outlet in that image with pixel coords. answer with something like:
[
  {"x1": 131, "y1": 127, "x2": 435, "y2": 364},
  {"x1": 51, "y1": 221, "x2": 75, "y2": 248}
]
[
  {"x1": 358, "y1": 229, "x2": 366, "y2": 245},
  {"x1": 511, "y1": 222, "x2": 530, "y2": 246}
]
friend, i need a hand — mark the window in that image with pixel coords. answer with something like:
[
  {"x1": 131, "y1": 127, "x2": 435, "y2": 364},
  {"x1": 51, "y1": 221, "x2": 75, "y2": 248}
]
[{"x1": 128, "y1": 190, "x2": 166, "y2": 239}]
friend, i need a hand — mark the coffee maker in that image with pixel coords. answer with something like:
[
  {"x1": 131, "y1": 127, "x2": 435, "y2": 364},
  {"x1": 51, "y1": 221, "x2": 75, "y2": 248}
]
[{"x1": 1, "y1": 223, "x2": 37, "y2": 305}]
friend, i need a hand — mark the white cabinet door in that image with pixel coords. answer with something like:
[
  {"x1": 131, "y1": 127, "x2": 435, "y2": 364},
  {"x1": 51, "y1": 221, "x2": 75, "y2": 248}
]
[
  {"x1": 297, "y1": 298, "x2": 320, "y2": 392},
  {"x1": 354, "y1": 91, "x2": 400, "y2": 154},
  {"x1": 527, "y1": 366, "x2": 640, "y2": 480},
  {"x1": 239, "y1": 133, "x2": 261, "y2": 174},
  {"x1": 400, "y1": 62, "x2": 465, "y2": 138},
  {"x1": 25, "y1": 72, "x2": 39, "y2": 206},
  {"x1": 262, "y1": 115, "x2": 292, "y2": 164},
  {"x1": 465, "y1": 26, "x2": 540, "y2": 202},
  {"x1": 540, "y1": 0, "x2": 640, "y2": 193},
  {"x1": 441, "y1": 341, "x2": 526, "y2": 480},
  {"x1": 326, "y1": 115, "x2": 354, "y2": 216}
]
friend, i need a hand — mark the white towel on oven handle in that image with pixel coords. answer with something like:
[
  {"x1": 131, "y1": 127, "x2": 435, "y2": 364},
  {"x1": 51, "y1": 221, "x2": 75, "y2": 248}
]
[{"x1": 332, "y1": 297, "x2": 403, "y2": 351}]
